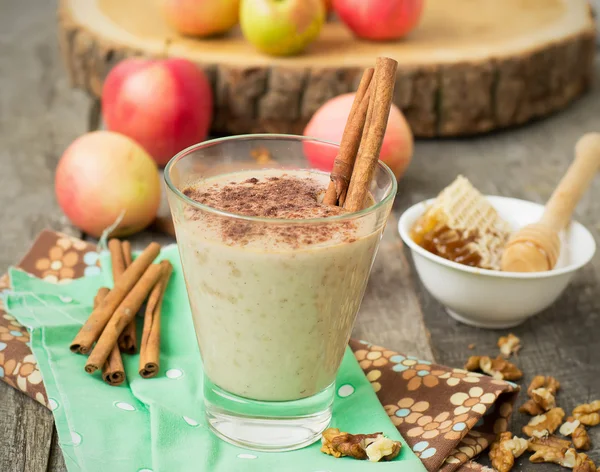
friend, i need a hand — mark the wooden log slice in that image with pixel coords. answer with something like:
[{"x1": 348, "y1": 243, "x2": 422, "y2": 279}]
[{"x1": 58, "y1": 0, "x2": 595, "y2": 137}]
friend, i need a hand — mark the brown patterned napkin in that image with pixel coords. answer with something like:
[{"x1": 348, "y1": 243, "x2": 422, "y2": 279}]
[{"x1": 0, "y1": 230, "x2": 519, "y2": 471}]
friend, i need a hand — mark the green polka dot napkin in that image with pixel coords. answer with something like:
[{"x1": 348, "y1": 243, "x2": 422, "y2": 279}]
[
  {"x1": 4, "y1": 244, "x2": 425, "y2": 472},
  {"x1": 0, "y1": 231, "x2": 520, "y2": 472}
]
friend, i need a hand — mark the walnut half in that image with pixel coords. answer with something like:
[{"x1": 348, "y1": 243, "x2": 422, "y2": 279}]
[
  {"x1": 527, "y1": 375, "x2": 561, "y2": 397},
  {"x1": 489, "y1": 432, "x2": 529, "y2": 472},
  {"x1": 498, "y1": 333, "x2": 521, "y2": 357},
  {"x1": 573, "y1": 400, "x2": 600, "y2": 426},
  {"x1": 523, "y1": 408, "x2": 565, "y2": 437},
  {"x1": 531, "y1": 387, "x2": 557, "y2": 411},
  {"x1": 320, "y1": 428, "x2": 401, "y2": 462},
  {"x1": 528, "y1": 436, "x2": 596, "y2": 471},
  {"x1": 520, "y1": 376, "x2": 560, "y2": 416},
  {"x1": 530, "y1": 447, "x2": 578, "y2": 467},
  {"x1": 560, "y1": 416, "x2": 591, "y2": 450},
  {"x1": 520, "y1": 399, "x2": 545, "y2": 416},
  {"x1": 464, "y1": 355, "x2": 523, "y2": 381},
  {"x1": 574, "y1": 454, "x2": 597, "y2": 472},
  {"x1": 528, "y1": 435, "x2": 572, "y2": 453}
]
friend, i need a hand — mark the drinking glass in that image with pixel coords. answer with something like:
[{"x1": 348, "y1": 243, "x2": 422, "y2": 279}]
[{"x1": 165, "y1": 135, "x2": 396, "y2": 451}]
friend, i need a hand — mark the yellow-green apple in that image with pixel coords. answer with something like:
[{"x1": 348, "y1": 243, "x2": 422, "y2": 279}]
[
  {"x1": 55, "y1": 131, "x2": 161, "y2": 238},
  {"x1": 240, "y1": 0, "x2": 325, "y2": 56},
  {"x1": 333, "y1": 0, "x2": 424, "y2": 40},
  {"x1": 161, "y1": 0, "x2": 240, "y2": 37},
  {"x1": 303, "y1": 93, "x2": 413, "y2": 179},
  {"x1": 102, "y1": 58, "x2": 212, "y2": 166}
]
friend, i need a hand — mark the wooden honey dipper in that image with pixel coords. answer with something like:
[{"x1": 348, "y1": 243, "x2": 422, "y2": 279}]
[{"x1": 501, "y1": 133, "x2": 600, "y2": 273}]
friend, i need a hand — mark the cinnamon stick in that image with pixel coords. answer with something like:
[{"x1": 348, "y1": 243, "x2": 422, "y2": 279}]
[
  {"x1": 93, "y1": 288, "x2": 126, "y2": 386},
  {"x1": 85, "y1": 262, "x2": 168, "y2": 373},
  {"x1": 108, "y1": 239, "x2": 126, "y2": 276},
  {"x1": 117, "y1": 241, "x2": 137, "y2": 354},
  {"x1": 344, "y1": 57, "x2": 398, "y2": 212},
  {"x1": 122, "y1": 241, "x2": 132, "y2": 266},
  {"x1": 323, "y1": 68, "x2": 374, "y2": 207},
  {"x1": 139, "y1": 260, "x2": 173, "y2": 378},
  {"x1": 70, "y1": 242, "x2": 161, "y2": 354}
]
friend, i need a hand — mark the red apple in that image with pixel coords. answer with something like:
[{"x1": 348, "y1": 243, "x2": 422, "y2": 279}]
[
  {"x1": 55, "y1": 131, "x2": 161, "y2": 238},
  {"x1": 333, "y1": 0, "x2": 424, "y2": 41},
  {"x1": 303, "y1": 93, "x2": 413, "y2": 179},
  {"x1": 102, "y1": 58, "x2": 213, "y2": 166},
  {"x1": 161, "y1": 0, "x2": 240, "y2": 37}
]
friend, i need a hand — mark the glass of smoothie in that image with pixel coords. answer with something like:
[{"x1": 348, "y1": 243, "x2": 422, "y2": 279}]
[{"x1": 165, "y1": 134, "x2": 397, "y2": 452}]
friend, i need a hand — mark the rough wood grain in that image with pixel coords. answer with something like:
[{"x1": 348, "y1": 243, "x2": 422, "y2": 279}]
[
  {"x1": 0, "y1": 382, "x2": 54, "y2": 472},
  {"x1": 47, "y1": 430, "x2": 67, "y2": 472},
  {"x1": 0, "y1": 0, "x2": 89, "y2": 471},
  {"x1": 1, "y1": 2, "x2": 599, "y2": 471},
  {"x1": 57, "y1": 0, "x2": 596, "y2": 137},
  {"x1": 397, "y1": 55, "x2": 600, "y2": 470}
]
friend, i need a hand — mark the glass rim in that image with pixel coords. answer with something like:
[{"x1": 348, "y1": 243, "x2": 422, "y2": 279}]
[{"x1": 164, "y1": 134, "x2": 398, "y2": 225}]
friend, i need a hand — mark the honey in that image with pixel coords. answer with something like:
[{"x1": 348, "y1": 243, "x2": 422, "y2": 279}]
[
  {"x1": 411, "y1": 223, "x2": 482, "y2": 267},
  {"x1": 410, "y1": 176, "x2": 511, "y2": 270}
]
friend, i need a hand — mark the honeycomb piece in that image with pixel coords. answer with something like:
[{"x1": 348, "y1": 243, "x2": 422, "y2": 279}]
[{"x1": 410, "y1": 176, "x2": 511, "y2": 270}]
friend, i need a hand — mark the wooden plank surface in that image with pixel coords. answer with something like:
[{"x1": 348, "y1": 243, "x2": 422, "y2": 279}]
[
  {"x1": 0, "y1": 0, "x2": 89, "y2": 470},
  {"x1": 0, "y1": 0, "x2": 599, "y2": 471}
]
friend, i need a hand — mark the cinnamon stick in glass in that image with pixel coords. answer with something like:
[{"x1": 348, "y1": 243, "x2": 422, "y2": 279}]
[
  {"x1": 323, "y1": 68, "x2": 374, "y2": 207},
  {"x1": 139, "y1": 260, "x2": 173, "y2": 378},
  {"x1": 70, "y1": 242, "x2": 160, "y2": 354},
  {"x1": 94, "y1": 287, "x2": 125, "y2": 386},
  {"x1": 85, "y1": 262, "x2": 167, "y2": 373},
  {"x1": 344, "y1": 57, "x2": 398, "y2": 213},
  {"x1": 117, "y1": 240, "x2": 137, "y2": 354}
]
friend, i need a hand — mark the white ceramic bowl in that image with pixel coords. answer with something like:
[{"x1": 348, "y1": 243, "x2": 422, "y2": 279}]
[{"x1": 398, "y1": 196, "x2": 596, "y2": 329}]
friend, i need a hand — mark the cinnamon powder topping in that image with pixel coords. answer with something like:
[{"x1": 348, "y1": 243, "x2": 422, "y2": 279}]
[
  {"x1": 183, "y1": 174, "x2": 347, "y2": 220},
  {"x1": 182, "y1": 174, "x2": 359, "y2": 247}
]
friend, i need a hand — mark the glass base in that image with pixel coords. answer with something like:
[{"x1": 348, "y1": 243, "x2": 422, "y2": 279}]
[{"x1": 204, "y1": 380, "x2": 334, "y2": 452}]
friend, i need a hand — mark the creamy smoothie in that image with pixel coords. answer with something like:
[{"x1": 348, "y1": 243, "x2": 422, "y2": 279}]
[{"x1": 174, "y1": 169, "x2": 383, "y2": 402}]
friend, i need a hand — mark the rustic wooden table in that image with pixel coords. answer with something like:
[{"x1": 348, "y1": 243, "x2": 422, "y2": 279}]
[{"x1": 1, "y1": 1, "x2": 599, "y2": 470}]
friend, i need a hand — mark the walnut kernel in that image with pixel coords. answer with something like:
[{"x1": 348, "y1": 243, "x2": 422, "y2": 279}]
[
  {"x1": 528, "y1": 435, "x2": 572, "y2": 452},
  {"x1": 523, "y1": 408, "x2": 565, "y2": 437},
  {"x1": 561, "y1": 418, "x2": 583, "y2": 436},
  {"x1": 520, "y1": 399, "x2": 546, "y2": 416},
  {"x1": 504, "y1": 437, "x2": 529, "y2": 458},
  {"x1": 574, "y1": 453, "x2": 597, "y2": 472},
  {"x1": 572, "y1": 425, "x2": 591, "y2": 451},
  {"x1": 498, "y1": 333, "x2": 521, "y2": 357},
  {"x1": 364, "y1": 435, "x2": 402, "y2": 462},
  {"x1": 320, "y1": 428, "x2": 401, "y2": 462},
  {"x1": 489, "y1": 432, "x2": 515, "y2": 472},
  {"x1": 573, "y1": 401, "x2": 600, "y2": 426},
  {"x1": 531, "y1": 429, "x2": 550, "y2": 439},
  {"x1": 532, "y1": 387, "x2": 556, "y2": 411},
  {"x1": 527, "y1": 375, "x2": 560, "y2": 397},
  {"x1": 464, "y1": 356, "x2": 481, "y2": 372},
  {"x1": 465, "y1": 355, "x2": 523, "y2": 381},
  {"x1": 530, "y1": 446, "x2": 577, "y2": 467}
]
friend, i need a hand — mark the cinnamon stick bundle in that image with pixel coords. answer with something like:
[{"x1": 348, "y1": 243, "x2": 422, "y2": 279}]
[
  {"x1": 85, "y1": 261, "x2": 169, "y2": 373},
  {"x1": 94, "y1": 287, "x2": 125, "y2": 386},
  {"x1": 323, "y1": 68, "x2": 374, "y2": 207},
  {"x1": 139, "y1": 261, "x2": 173, "y2": 378},
  {"x1": 116, "y1": 240, "x2": 137, "y2": 354},
  {"x1": 344, "y1": 57, "x2": 398, "y2": 212},
  {"x1": 70, "y1": 242, "x2": 160, "y2": 354}
]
